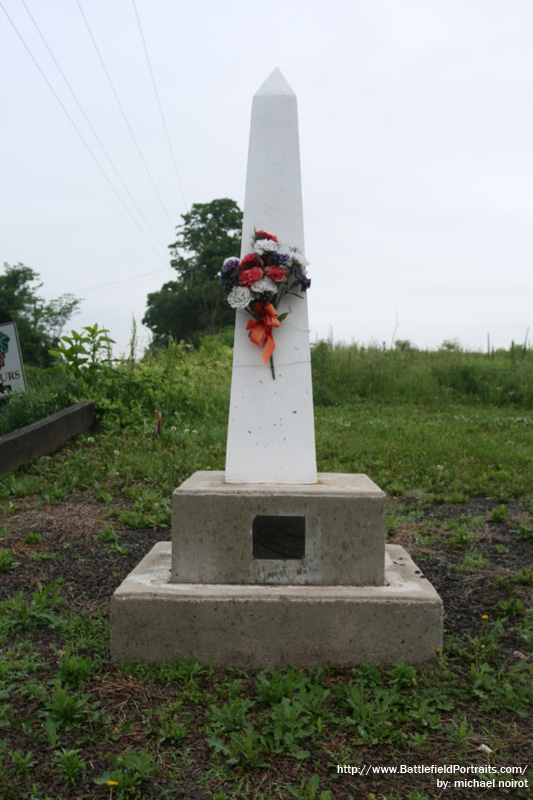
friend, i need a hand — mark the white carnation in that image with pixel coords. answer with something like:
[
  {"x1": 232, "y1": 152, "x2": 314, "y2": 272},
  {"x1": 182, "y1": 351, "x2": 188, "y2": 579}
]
[
  {"x1": 227, "y1": 285, "x2": 251, "y2": 309},
  {"x1": 251, "y1": 277, "x2": 277, "y2": 294},
  {"x1": 290, "y1": 251, "x2": 309, "y2": 271},
  {"x1": 254, "y1": 238, "x2": 279, "y2": 255}
]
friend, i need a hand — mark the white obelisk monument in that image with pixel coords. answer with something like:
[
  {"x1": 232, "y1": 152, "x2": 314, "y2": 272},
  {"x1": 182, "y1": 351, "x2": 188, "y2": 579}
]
[
  {"x1": 225, "y1": 68, "x2": 317, "y2": 484},
  {"x1": 110, "y1": 71, "x2": 443, "y2": 669}
]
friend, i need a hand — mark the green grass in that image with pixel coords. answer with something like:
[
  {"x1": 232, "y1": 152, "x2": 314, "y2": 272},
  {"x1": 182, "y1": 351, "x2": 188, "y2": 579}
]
[
  {"x1": 2, "y1": 344, "x2": 532, "y2": 519},
  {"x1": 0, "y1": 367, "x2": 83, "y2": 437},
  {"x1": 0, "y1": 595, "x2": 530, "y2": 798},
  {"x1": 0, "y1": 336, "x2": 531, "y2": 798},
  {"x1": 311, "y1": 339, "x2": 533, "y2": 408},
  {"x1": 315, "y1": 402, "x2": 533, "y2": 502},
  {"x1": 2, "y1": 337, "x2": 532, "y2": 508},
  {"x1": 1, "y1": 400, "x2": 530, "y2": 525}
]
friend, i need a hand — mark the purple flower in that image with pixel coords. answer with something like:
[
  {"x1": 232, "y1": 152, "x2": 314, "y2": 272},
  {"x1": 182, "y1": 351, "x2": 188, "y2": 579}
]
[
  {"x1": 270, "y1": 252, "x2": 290, "y2": 266},
  {"x1": 220, "y1": 257, "x2": 240, "y2": 282},
  {"x1": 293, "y1": 266, "x2": 311, "y2": 291}
]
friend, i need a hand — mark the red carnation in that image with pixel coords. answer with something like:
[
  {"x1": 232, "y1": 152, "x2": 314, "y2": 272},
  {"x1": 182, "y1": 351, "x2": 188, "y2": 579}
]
[
  {"x1": 255, "y1": 230, "x2": 278, "y2": 242},
  {"x1": 265, "y1": 266, "x2": 288, "y2": 283},
  {"x1": 240, "y1": 252, "x2": 263, "y2": 269},
  {"x1": 239, "y1": 267, "x2": 264, "y2": 287}
]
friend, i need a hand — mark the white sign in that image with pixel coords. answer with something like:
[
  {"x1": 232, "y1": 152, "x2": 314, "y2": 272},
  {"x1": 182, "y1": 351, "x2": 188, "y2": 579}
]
[{"x1": 0, "y1": 322, "x2": 27, "y2": 397}]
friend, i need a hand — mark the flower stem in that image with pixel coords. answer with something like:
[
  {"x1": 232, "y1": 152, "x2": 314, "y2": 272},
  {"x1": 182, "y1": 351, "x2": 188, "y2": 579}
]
[{"x1": 269, "y1": 356, "x2": 276, "y2": 380}]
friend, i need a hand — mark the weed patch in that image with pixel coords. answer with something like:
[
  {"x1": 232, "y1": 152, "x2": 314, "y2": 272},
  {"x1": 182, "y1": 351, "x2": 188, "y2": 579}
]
[{"x1": 0, "y1": 342, "x2": 531, "y2": 797}]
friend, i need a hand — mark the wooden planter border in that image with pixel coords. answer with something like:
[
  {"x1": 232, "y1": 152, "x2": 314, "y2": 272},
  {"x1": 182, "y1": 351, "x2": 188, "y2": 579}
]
[{"x1": 0, "y1": 402, "x2": 96, "y2": 475}]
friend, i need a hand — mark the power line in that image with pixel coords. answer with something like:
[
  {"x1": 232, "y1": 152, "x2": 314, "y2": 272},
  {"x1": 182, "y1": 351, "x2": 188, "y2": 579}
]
[
  {"x1": 76, "y1": 0, "x2": 175, "y2": 228},
  {"x1": 76, "y1": 302, "x2": 150, "y2": 322},
  {"x1": 0, "y1": 0, "x2": 168, "y2": 266},
  {"x1": 131, "y1": 0, "x2": 188, "y2": 212},
  {"x1": 18, "y1": 0, "x2": 167, "y2": 251},
  {"x1": 73, "y1": 267, "x2": 175, "y2": 295}
]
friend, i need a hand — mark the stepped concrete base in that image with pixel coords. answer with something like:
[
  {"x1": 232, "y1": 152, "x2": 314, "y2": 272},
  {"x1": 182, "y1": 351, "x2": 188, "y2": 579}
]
[
  {"x1": 110, "y1": 543, "x2": 442, "y2": 668},
  {"x1": 172, "y1": 471, "x2": 386, "y2": 586}
]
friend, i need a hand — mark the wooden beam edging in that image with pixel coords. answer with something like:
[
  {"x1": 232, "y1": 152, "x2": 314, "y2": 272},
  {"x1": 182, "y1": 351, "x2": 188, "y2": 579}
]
[{"x1": 0, "y1": 401, "x2": 96, "y2": 476}]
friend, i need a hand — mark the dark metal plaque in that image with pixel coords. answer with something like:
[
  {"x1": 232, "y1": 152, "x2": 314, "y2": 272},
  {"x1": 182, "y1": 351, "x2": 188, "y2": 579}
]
[{"x1": 252, "y1": 515, "x2": 305, "y2": 559}]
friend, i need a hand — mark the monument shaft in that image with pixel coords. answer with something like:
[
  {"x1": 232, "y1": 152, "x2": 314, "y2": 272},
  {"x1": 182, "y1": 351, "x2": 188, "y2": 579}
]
[{"x1": 225, "y1": 69, "x2": 317, "y2": 484}]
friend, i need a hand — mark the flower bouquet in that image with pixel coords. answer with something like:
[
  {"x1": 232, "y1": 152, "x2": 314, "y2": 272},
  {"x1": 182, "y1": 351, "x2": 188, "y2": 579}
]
[{"x1": 219, "y1": 229, "x2": 311, "y2": 379}]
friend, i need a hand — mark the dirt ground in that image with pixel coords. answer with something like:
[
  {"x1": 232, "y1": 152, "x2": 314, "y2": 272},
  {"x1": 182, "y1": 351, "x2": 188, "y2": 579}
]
[{"x1": 2, "y1": 495, "x2": 531, "y2": 652}]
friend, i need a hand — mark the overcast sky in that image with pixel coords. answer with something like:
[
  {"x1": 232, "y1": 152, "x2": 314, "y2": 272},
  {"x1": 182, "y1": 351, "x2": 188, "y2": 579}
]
[{"x1": 2, "y1": 0, "x2": 532, "y2": 355}]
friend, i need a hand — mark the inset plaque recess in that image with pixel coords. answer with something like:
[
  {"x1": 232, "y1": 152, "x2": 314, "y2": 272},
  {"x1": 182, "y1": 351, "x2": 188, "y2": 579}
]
[{"x1": 252, "y1": 515, "x2": 305, "y2": 559}]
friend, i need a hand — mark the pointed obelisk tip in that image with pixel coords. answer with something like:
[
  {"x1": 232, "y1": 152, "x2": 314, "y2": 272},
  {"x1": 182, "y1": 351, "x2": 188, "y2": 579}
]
[{"x1": 255, "y1": 67, "x2": 295, "y2": 97}]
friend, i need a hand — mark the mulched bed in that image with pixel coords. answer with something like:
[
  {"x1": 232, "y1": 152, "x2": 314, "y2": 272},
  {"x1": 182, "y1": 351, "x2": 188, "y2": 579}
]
[
  {"x1": 0, "y1": 494, "x2": 531, "y2": 800},
  {"x1": 2, "y1": 495, "x2": 531, "y2": 632}
]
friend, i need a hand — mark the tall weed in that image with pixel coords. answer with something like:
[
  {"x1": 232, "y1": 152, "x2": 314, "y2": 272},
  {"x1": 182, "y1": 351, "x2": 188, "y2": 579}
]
[
  {"x1": 0, "y1": 369, "x2": 82, "y2": 436},
  {"x1": 311, "y1": 341, "x2": 533, "y2": 408}
]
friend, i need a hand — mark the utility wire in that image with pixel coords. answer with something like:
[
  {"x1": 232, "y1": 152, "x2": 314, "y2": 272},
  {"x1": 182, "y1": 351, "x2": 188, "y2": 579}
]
[
  {"x1": 131, "y1": 0, "x2": 188, "y2": 212},
  {"x1": 76, "y1": 301, "x2": 152, "y2": 322},
  {"x1": 18, "y1": 0, "x2": 167, "y2": 251},
  {"x1": 76, "y1": 0, "x2": 175, "y2": 228},
  {"x1": 0, "y1": 1, "x2": 168, "y2": 266},
  {"x1": 73, "y1": 267, "x2": 174, "y2": 295}
]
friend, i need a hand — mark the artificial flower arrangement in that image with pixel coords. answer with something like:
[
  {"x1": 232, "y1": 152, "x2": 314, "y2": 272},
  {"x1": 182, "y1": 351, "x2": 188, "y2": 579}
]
[{"x1": 219, "y1": 229, "x2": 311, "y2": 378}]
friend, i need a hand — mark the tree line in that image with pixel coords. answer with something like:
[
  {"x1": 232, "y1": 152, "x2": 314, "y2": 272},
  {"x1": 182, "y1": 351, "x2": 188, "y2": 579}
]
[
  {"x1": 0, "y1": 198, "x2": 242, "y2": 364},
  {"x1": 143, "y1": 197, "x2": 242, "y2": 347},
  {"x1": 0, "y1": 263, "x2": 81, "y2": 366}
]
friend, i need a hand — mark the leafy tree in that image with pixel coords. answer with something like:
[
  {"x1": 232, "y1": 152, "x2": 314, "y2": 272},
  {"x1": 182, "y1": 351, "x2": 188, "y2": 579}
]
[
  {"x1": 0, "y1": 262, "x2": 81, "y2": 366},
  {"x1": 440, "y1": 338, "x2": 462, "y2": 353},
  {"x1": 394, "y1": 339, "x2": 413, "y2": 351},
  {"x1": 143, "y1": 198, "x2": 242, "y2": 345}
]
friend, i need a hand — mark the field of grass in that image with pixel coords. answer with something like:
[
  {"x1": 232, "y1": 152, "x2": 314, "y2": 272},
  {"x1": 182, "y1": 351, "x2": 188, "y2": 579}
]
[{"x1": 0, "y1": 338, "x2": 531, "y2": 799}]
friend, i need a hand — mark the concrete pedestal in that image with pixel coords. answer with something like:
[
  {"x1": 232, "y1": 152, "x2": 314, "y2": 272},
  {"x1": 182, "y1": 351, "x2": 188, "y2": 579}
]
[
  {"x1": 110, "y1": 472, "x2": 443, "y2": 667},
  {"x1": 110, "y1": 542, "x2": 442, "y2": 668},
  {"x1": 172, "y1": 472, "x2": 385, "y2": 586}
]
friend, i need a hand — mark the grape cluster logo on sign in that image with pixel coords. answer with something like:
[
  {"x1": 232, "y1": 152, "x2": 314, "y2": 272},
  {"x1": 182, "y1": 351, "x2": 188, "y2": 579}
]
[{"x1": 0, "y1": 314, "x2": 27, "y2": 398}]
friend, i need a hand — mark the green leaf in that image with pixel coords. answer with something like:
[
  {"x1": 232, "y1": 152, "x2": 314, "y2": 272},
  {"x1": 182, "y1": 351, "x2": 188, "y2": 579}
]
[{"x1": 0, "y1": 331, "x2": 10, "y2": 353}]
